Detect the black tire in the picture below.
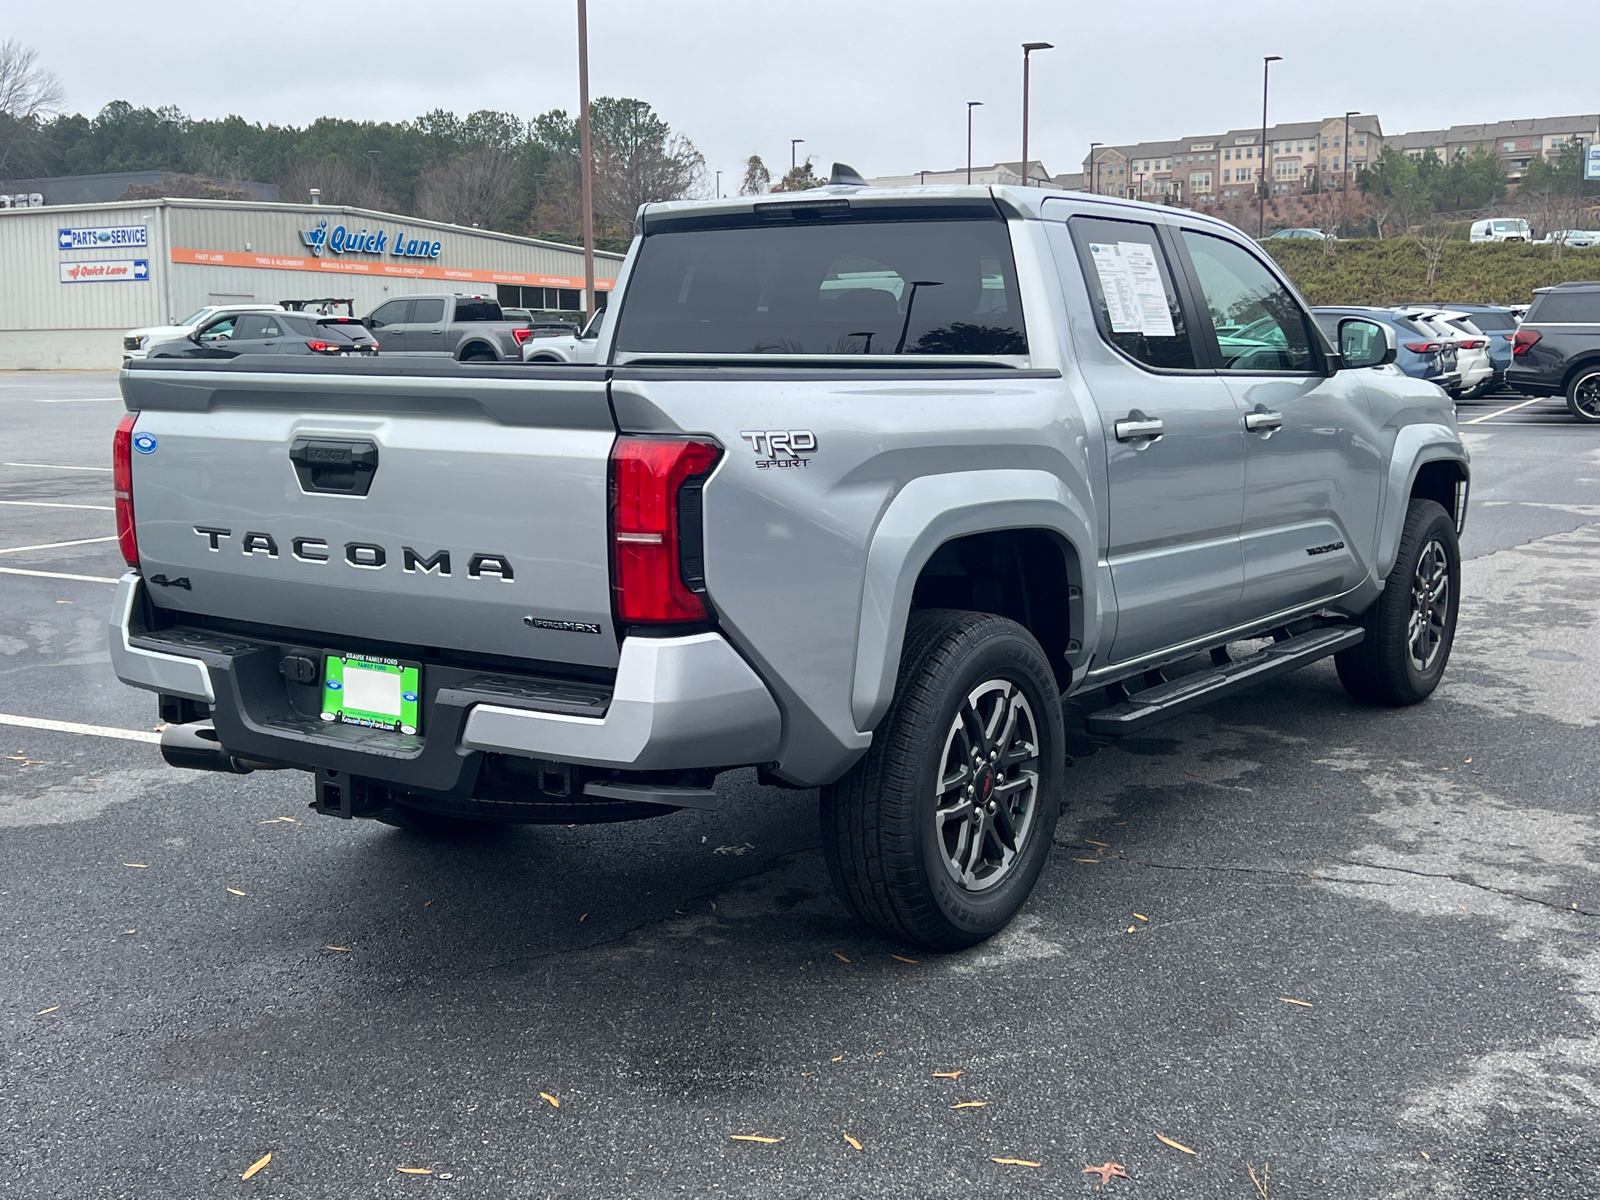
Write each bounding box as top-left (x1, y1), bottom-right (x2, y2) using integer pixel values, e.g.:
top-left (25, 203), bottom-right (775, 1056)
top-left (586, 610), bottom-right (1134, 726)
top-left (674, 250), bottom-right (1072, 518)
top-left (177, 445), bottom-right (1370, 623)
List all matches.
top-left (1336, 499), bottom-right (1459, 706)
top-left (1567, 367), bottom-right (1600, 423)
top-left (820, 610), bottom-right (1065, 951)
top-left (460, 347), bottom-right (497, 363)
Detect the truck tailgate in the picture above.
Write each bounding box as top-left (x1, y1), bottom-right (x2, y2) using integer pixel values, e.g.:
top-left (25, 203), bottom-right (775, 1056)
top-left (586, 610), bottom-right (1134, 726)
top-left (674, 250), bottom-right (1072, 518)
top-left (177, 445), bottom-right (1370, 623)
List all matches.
top-left (122, 363), bottom-right (619, 669)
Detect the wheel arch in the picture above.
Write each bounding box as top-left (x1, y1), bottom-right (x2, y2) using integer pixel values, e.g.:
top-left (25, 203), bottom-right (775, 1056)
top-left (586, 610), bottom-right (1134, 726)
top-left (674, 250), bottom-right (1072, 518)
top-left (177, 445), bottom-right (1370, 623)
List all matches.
top-left (1560, 353), bottom-right (1600, 393)
top-left (457, 339), bottom-right (499, 361)
top-left (849, 470), bottom-right (1095, 732)
top-left (1376, 424), bottom-right (1469, 579)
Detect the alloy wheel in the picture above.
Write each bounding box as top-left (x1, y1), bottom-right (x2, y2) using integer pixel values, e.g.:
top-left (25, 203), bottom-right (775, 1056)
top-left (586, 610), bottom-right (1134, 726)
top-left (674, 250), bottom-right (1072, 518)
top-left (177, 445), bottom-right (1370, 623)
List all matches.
top-left (1409, 539), bottom-right (1451, 673)
top-left (933, 679), bottom-right (1042, 892)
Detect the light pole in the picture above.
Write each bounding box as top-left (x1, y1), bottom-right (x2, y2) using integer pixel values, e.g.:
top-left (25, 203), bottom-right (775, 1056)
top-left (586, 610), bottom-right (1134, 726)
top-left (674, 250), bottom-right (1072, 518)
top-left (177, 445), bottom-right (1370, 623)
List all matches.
top-left (1021, 42), bottom-right (1053, 186)
top-left (715, 170), bottom-right (722, 199)
top-left (791, 139), bottom-right (804, 171)
top-left (576, 0), bottom-right (596, 318)
top-left (1089, 141), bottom-right (1101, 194)
top-left (1343, 109), bottom-right (1357, 194)
top-left (966, 101), bottom-right (983, 184)
top-left (1258, 55), bottom-right (1281, 240)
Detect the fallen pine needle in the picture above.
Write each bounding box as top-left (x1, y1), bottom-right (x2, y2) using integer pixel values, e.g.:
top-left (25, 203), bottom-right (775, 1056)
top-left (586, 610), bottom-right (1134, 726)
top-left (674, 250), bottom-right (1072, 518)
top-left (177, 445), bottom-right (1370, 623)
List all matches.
top-left (1127, 926), bottom-right (1137, 933)
top-left (1156, 1133), bottom-right (1198, 1155)
top-left (1247, 1160), bottom-right (1269, 1199)
top-left (1133, 913), bottom-right (1149, 921)
top-left (933, 1070), bottom-right (963, 1079)
top-left (36, 1005), bottom-right (59, 1015)
top-left (843, 1133), bottom-right (863, 1151)
top-left (1278, 997), bottom-right (1314, 1007)
top-left (1084, 839), bottom-right (1109, 848)
top-left (991, 1157), bottom-right (1041, 1167)
top-left (121, 929), bottom-right (135, 935)
top-left (831, 1054), bottom-right (844, 1062)
top-left (951, 1101), bottom-right (988, 1109)
top-left (227, 888), bottom-right (246, 897)
top-left (324, 945), bottom-right (351, 952)
top-left (579, 913), bottom-right (588, 922)
top-left (240, 1152), bottom-right (272, 1181)
top-left (396, 1166), bottom-right (433, 1174)
top-left (834, 952), bottom-right (851, 963)
top-left (540, 1092), bottom-right (560, 1108)
top-left (890, 954), bottom-right (918, 963)
top-left (730, 1134), bottom-right (783, 1144)
top-left (1074, 858), bottom-right (1100, 864)
top-left (122, 862), bottom-right (148, 869)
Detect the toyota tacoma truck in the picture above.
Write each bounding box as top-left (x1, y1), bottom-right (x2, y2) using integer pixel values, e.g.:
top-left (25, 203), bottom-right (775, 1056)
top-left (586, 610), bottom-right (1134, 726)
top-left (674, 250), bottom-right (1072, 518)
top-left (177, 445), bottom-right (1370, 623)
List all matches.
top-left (110, 177), bottom-right (1470, 951)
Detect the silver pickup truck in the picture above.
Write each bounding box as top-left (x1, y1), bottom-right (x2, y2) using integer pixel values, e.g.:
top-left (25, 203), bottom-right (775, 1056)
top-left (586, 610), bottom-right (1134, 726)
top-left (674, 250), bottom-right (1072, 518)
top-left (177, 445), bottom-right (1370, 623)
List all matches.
top-left (110, 181), bottom-right (1469, 950)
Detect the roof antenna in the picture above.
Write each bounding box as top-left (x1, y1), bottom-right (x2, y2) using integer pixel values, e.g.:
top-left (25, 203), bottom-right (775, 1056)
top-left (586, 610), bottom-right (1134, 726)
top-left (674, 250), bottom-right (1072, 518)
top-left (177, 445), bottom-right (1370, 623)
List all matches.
top-left (829, 162), bottom-right (867, 187)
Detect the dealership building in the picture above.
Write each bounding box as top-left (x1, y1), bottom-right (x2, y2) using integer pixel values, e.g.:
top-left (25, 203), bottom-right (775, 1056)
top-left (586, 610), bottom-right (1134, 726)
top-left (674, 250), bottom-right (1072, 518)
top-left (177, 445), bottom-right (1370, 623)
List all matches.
top-left (0, 197), bottom-right (624, 370)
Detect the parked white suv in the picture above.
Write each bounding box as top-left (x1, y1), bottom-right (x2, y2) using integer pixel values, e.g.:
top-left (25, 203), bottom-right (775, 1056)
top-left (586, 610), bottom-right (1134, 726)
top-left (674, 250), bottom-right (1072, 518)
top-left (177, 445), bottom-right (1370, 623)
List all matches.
top-left (1403, 308), bottom-right (1494, 399)
top-left (123, 305), bottom-right (285, 362)
top-left (1469, 218), bottom-right (1531, 243)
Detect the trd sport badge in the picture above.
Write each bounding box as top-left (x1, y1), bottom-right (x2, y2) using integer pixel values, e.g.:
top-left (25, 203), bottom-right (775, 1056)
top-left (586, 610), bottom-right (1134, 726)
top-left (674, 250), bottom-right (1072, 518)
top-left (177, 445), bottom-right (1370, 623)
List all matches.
top-left (739, 429), bottom-right (816, 470)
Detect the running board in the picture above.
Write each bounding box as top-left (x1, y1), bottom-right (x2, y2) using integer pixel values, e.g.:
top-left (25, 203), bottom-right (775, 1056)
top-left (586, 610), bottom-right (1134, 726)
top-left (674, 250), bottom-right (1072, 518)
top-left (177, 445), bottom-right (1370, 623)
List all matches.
top-left (1084, 626), bottom-right (1364, 736)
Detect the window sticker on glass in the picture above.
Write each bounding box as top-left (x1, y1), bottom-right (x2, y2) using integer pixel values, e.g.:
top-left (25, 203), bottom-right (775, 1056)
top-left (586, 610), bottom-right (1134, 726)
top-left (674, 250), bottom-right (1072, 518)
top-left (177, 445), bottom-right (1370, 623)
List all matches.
top-left (1087, 242), bottom-right (1177, 338)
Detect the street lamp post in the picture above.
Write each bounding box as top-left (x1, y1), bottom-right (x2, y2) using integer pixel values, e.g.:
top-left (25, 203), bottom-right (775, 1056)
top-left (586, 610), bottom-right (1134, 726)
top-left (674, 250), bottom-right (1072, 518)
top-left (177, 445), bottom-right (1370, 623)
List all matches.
top-left (1258, 55), bottom-right (1282, 240)
top-left (715, 170), bottom-right (722, 199)
top-left (791, 139), bottom-right (804, 171)
top-left (1089, 141), bottom-right (1101, 195)
top-left (1343, 109), bottom-right (1357, 193)
top-left (577, 0), bottom-right (596, 318)
top-left (1021, 42), bottom-right (1053, 187)
top-left (967, 101), bottom-right (983, 184)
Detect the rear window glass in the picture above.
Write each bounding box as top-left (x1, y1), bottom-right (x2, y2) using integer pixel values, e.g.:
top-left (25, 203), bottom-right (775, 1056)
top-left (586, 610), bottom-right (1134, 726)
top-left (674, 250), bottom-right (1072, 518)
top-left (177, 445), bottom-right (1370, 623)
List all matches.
top-left (1527, 292), bottom-right (1600, 324)
top-left (1065, 216), bottom-right (1195, 370)
top-left (1461, 310), bottom-right (1515, 330)
top-left (454, 299), bottom-right (500, 322)
top-left (614, 217), bottom-right (1027, 357)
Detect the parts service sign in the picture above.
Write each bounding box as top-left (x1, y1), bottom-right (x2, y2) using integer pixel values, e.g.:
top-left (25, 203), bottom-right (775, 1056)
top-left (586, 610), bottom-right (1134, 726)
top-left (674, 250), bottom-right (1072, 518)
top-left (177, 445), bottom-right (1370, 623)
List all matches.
top-left (59, 259), bottom-right (149, 283)
top-left (59, 225), bottom-right (149, 250)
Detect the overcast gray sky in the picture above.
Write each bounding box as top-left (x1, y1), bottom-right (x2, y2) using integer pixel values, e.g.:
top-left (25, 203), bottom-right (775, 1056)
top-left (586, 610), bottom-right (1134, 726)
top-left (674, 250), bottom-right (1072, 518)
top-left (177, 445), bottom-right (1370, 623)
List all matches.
top-left (11, 0), bottom-right (1598, 186)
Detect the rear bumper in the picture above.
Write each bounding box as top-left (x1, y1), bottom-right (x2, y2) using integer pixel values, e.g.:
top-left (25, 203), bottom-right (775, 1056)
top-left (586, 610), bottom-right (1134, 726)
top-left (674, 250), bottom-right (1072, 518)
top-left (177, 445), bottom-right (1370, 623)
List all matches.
top-left (109, 573), bottom-right (782, 789)
top-left (1506, 366), bottom-right (1560, 397)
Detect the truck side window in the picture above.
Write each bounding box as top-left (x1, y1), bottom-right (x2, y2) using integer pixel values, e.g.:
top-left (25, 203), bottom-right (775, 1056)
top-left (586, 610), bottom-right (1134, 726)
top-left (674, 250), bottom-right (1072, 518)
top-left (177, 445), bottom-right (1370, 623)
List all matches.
top-left (1180, 231), bottom-right (1317, 373)
top-left (1066, 217), bottom-right (1196, 370)
top-left (368, 300), bottom-right (410, 328)
top-left (413, 299), bottom-right (447, 323)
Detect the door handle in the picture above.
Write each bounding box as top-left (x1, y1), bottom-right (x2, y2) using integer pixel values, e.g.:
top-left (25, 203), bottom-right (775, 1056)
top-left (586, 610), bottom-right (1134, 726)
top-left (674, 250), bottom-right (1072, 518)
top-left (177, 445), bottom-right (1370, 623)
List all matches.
top-left (1244, 411), bottom-right (1284, 433)
top-left (1113, 418), bottom-right (1165, 442)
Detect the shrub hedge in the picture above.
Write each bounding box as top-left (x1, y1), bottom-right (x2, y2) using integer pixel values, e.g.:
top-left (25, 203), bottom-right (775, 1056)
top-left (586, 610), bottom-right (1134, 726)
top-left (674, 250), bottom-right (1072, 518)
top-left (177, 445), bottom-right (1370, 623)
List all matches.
top-left (1261, 240), bottom-right (1600, 306)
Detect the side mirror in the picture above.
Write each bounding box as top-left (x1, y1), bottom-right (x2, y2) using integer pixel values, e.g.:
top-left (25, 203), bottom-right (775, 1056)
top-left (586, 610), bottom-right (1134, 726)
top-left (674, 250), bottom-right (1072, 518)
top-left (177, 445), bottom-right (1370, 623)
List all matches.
top-left (363, 317), bottom-right (379, 329)
top-left (1337, 317), bottom-right (1397, 369)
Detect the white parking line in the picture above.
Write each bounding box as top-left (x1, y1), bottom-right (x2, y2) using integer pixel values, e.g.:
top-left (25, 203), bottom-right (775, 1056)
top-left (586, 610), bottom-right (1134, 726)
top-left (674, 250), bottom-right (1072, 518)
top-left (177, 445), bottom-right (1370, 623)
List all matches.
top-left (4, 462), bottom-right (114, 473)
top-left (0, 566), bottom-right (120, 584)
top-left (1463, 396), bottom-right (1551, 424)
top-left (0, 500), bottom-right (114, 511)
top-left (0, 536), bottom-right (117, 555)
top-left (0, 713), bottom-right (161, 744)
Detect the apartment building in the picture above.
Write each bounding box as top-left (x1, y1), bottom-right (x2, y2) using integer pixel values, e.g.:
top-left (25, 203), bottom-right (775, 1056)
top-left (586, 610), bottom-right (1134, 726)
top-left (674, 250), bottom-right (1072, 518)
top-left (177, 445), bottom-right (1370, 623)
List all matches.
top-left (1389, 115), bottom-right (1599, 179)
top-left (1083, 115), bottom-right (1382, 205)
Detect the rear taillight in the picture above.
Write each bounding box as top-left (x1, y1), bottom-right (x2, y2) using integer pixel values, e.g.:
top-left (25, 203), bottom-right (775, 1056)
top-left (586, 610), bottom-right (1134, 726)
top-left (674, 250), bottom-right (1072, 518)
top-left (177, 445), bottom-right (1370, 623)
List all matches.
top-left (609, 437), bottom-right (722, 624)
top-left (1512, 328), bottom-right (1541, 357)
top-left (112, 414), bottom-right (138, 568)
top-left (305, 340), bottom-right (342, 354)
top-left (1403, 342), bottom-right (1441, 354)
top-left (512, 328), bottom-right (534, 345)
top-left (1461, 338), bottom-right (1486, 349)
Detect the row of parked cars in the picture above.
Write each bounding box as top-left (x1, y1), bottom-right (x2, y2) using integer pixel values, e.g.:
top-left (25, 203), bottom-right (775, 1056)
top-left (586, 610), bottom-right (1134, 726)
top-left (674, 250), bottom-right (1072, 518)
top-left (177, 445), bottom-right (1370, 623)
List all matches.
top-left (122, 295), bottom-right (590, 364)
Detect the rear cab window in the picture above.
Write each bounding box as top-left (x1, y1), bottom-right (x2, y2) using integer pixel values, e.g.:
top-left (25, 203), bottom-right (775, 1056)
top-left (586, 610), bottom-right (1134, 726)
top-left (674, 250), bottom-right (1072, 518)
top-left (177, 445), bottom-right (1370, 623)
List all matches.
top-left (454, 299), bottom-right (500, 322)
top-left (613, 203), bottom-right (1027, 361)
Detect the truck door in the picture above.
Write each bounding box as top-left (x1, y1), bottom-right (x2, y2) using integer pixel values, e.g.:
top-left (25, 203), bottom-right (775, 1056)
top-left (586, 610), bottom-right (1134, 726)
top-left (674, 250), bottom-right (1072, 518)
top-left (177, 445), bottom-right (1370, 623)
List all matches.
top-left (1047, 212), bottom-right (1246, 664)
top-left (1174, 230), bottom-right (1381, 618)
top-left (365, 299), bottom-right (411, 355)
top-left (409, 297), bottom-right (449, 357)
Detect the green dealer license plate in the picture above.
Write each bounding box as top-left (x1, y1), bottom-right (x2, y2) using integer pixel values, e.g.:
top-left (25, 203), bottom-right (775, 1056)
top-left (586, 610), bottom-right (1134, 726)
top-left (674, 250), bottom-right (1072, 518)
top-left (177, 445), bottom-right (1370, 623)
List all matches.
top-left (320, 652), bottom-right (421, 735)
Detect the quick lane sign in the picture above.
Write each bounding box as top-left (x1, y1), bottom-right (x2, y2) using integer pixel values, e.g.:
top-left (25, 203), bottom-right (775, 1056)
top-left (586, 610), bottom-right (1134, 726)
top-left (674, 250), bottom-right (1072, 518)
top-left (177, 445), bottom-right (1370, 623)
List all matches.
top-left (300, 219), bottom-right (442, 260)
top-left (59, 259), bottom-right (149, 283)
top-left (58, 225), bottom-right (149, 250)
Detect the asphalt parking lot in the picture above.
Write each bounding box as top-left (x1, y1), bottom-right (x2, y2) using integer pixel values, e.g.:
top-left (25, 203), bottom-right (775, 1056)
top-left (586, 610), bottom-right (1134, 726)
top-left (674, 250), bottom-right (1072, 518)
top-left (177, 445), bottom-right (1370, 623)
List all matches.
top-left (2, 372), bottom-right (1597, 1199)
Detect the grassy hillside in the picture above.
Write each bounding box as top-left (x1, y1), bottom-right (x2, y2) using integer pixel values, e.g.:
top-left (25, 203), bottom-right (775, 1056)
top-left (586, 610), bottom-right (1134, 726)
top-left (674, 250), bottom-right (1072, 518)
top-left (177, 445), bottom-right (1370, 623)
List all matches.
top-left (1262, 240), bottom-right (1600, 306)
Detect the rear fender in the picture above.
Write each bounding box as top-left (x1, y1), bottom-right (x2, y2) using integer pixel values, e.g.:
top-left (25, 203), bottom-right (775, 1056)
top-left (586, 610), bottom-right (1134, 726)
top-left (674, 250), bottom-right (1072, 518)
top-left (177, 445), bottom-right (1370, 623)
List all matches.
top-left (850, 469), bottom-right (1096, 731)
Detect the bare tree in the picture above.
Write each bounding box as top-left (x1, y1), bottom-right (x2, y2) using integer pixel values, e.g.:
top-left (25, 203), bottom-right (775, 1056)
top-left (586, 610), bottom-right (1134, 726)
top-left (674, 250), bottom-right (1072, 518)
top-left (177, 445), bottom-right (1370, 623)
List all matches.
top-left (414, 145), bottom-right (521, 228)
top-left (119, 174), bottom-right (250, 201)
top-left (1414, 218), bottom-right (1453, 290)
top-left (0, 40), bottom-right (65, 118)
top-left (740, 154), bottom-right (771, 196)
top-left (589, 98), bottom-right (705, 230)
top-left (277, 157), bottom-right (391, 210)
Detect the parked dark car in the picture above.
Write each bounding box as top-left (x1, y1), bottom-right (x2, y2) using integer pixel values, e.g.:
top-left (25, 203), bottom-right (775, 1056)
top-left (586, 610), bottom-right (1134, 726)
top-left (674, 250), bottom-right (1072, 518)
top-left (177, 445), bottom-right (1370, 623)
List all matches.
top-left (1312, 307), bottom-right (1460, 393)
top-left (361, 294), bottom-right (533, 361)
top-left (148, 312), bottom-right (378, 359)
top-left (1506, 282), bottom-right (1600, 422)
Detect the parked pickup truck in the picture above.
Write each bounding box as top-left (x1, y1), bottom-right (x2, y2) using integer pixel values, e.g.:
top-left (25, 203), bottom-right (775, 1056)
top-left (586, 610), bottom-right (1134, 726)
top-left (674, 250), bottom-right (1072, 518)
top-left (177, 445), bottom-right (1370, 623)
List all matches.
top-left (523, 309), bottom-right (604, 364)
top-left (361, 293), bottom-right (532, 361)
top-left (111, 180), bottom-right (1470, 950)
